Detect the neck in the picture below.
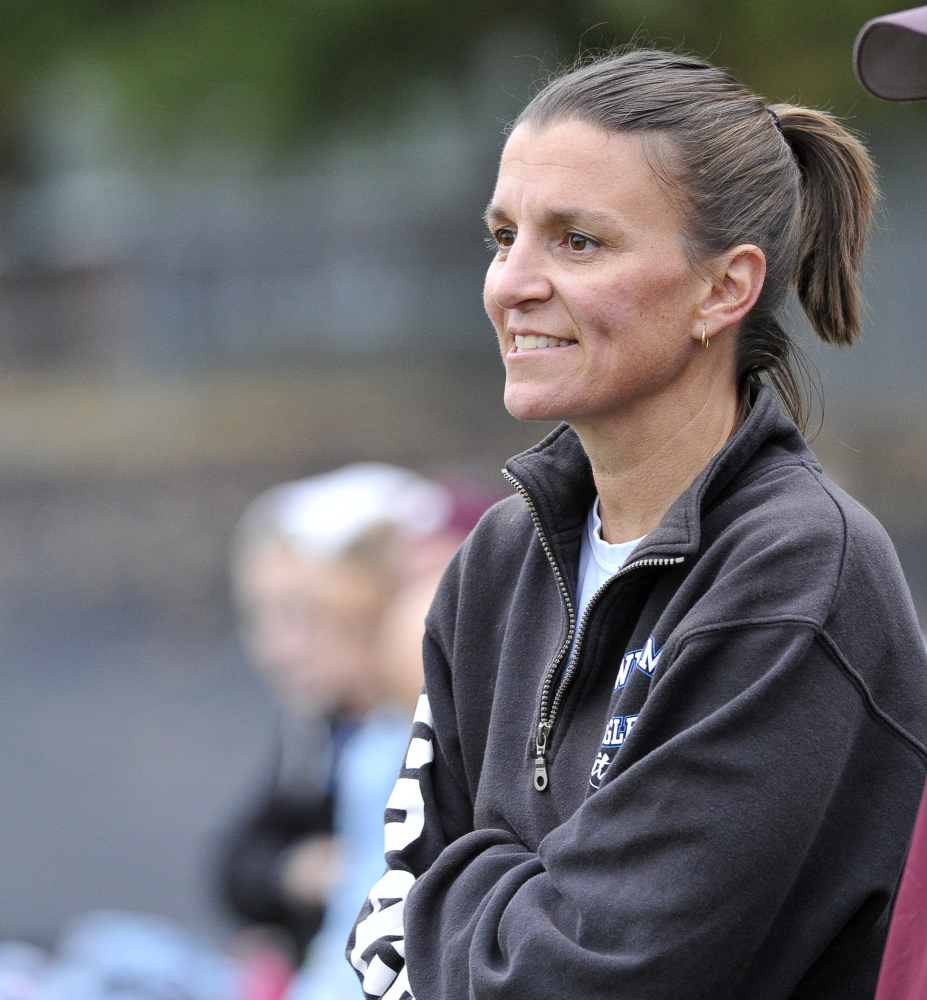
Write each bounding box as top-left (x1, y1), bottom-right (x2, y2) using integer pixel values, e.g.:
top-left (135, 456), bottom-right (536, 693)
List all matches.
top-left (572, 375), bottom-right (740, 544)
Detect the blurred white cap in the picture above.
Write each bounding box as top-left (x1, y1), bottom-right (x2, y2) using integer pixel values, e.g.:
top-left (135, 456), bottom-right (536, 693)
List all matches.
top-left (249, 462), bottom-right (453, 559)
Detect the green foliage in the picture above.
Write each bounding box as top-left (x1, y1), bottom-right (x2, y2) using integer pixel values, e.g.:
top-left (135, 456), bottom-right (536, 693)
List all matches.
top-left (0, 0), bottom-right (920, 162)
top-left (590, 0), bottom-right (914, 115)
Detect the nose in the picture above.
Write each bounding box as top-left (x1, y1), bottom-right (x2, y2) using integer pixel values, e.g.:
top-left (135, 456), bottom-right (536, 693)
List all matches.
top-left (486, 236), bottom-right (554, 312)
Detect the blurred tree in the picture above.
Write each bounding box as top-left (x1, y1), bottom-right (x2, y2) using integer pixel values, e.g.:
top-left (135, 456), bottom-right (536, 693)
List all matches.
top-left (593, 0), bottom-right (912, 113)
top-left (0, 0), bottom-right (920, 169)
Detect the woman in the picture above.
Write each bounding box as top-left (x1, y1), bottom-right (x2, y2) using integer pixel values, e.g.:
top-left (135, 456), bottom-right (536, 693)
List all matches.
top-left (350, 49), bottom-right (927, 999)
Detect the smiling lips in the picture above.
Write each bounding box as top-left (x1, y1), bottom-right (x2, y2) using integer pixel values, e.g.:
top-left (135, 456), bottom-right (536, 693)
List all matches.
top-left (512, 334), bottom-right (577, 352)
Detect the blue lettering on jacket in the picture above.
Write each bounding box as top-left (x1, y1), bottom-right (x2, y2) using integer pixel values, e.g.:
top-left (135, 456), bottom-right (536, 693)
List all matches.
top-left (602, 713), bottom-right (639, 748)
top-left (590, 714), bottom-right (639, 788)
top-left (614, 636), bottom-right (662, 690)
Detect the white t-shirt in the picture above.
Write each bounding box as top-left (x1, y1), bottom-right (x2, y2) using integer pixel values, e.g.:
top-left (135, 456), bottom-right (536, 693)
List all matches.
top-left (568, 498), bottom-right (646, 662)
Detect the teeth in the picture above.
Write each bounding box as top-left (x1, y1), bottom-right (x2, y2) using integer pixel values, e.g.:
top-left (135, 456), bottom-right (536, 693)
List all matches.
top-left (511, 335), bottom-right (577, 351)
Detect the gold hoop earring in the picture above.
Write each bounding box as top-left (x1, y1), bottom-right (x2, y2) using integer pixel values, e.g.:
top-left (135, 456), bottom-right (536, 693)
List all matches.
top-left (701, 323), bottom-right (709, 349)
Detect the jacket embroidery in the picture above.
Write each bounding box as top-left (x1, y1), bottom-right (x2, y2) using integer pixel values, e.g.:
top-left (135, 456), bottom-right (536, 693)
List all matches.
top-left (590, 713), bottom-right (640, 789)
top-left (614, 636), bottom-right (662, 689)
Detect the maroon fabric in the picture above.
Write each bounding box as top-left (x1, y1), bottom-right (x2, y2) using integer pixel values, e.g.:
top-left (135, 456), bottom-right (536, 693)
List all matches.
top-left (876, 780), bottom-right (927, 999)
top-left (440, 478), bottom-right (507, 534)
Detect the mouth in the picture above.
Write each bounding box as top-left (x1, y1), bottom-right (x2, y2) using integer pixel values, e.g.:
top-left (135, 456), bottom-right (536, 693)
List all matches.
top-left (511, 334), bottom-right (577, 353)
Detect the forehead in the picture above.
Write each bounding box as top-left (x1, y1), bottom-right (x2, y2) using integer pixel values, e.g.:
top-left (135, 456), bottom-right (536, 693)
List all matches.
top-left (239, 541), bottom-right (384, 616)
top-left (490, 120), bottom-right (679, 230)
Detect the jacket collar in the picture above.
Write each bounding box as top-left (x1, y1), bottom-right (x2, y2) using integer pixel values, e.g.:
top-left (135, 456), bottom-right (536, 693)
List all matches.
top-left (504, 385), bottom-right (810, 571)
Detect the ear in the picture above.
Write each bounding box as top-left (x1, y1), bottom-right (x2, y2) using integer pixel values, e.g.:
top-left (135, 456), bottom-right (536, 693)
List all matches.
top-left (695, 244), bottom-right (767, 344)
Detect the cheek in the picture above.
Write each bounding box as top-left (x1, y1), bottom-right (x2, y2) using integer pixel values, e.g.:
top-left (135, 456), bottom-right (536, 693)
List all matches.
top-left (593, 264), bottom-right (692, 339)
top-left (483, 263), bottom-right (503, 326)
top-left (566, 282), bottom-right (632, 342)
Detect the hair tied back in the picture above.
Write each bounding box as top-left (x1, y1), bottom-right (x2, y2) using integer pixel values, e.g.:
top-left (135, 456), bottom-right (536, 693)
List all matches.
top-left (514, 50), bottom-right (877, 431)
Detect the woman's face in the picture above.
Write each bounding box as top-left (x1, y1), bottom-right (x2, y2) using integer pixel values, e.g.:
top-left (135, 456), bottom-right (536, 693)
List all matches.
top-left (484, 120), bottom-right (711, 427)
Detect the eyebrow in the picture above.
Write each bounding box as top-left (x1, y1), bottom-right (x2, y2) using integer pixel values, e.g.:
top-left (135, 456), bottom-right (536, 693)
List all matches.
top-left (483, 203), bottom-right (507, 228)
top-left (483, 203), bottom-right (620, 232)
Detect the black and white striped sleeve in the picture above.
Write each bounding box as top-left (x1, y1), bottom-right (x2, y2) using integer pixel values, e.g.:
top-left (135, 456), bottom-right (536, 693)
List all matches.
top-left (348, 689), bottom-right (461, 1000)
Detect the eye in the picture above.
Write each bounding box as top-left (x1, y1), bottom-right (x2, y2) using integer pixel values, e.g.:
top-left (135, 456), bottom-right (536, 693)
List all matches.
top-left (485, 227), bottom-right (516, 254)
top-left (495, 227), bottom-right (516, 249)
top-left (567, 232), bottom-right (598, 252)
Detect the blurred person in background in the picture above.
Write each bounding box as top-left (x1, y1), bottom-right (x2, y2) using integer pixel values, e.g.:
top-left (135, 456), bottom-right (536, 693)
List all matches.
top-left (854, 9), bottom-right (927, 999)
top-left (222, 464), bottom-right (495, 999)
top-left (218, 464), bottom-right (453, 963)
top-left (0, 468), bottom-right (490, 1000)
top-left (286, 486), bottom-right (491, 1000)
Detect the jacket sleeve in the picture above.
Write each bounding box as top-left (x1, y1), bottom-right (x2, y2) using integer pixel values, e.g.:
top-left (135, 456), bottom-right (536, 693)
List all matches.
top-left (216, 789), bottom-right (332, 947)
top-left (401, 618), bottom-right (913, 1000)
top-left (347, 629), bottom-right (475, 1000)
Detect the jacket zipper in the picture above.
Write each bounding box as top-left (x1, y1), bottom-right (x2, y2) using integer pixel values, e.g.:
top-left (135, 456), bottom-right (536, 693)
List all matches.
top-left (503, 470), bottom-right (684, 792)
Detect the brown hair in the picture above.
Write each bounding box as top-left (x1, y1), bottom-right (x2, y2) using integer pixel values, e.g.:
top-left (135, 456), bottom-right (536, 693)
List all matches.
top-left (513, 49), bottom-right (877, 429)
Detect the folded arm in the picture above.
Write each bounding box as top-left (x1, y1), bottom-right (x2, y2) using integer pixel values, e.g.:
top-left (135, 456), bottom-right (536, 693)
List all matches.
top-left (402, 622), bottom-right (881, 1000)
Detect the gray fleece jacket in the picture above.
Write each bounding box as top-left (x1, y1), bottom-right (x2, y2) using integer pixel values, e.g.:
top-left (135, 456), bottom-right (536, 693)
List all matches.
top-left (349, 386), bottom-right (927, 1000)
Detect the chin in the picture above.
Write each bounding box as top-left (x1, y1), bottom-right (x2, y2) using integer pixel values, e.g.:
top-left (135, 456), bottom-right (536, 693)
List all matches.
top-left (503, 383), bottom-right (570, 423)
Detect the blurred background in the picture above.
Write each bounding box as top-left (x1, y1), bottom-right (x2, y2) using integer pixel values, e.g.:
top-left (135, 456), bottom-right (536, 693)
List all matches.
top-left (0, 0), bottom-right (924, 951)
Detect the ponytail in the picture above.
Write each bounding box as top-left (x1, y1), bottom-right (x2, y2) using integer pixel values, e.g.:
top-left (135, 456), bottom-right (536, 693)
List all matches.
top-left (774, 105), bottom-right (877, 347)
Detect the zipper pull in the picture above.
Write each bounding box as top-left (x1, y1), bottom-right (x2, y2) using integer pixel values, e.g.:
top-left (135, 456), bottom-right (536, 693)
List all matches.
top-left (534, 722), bottom-right (551, 792)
